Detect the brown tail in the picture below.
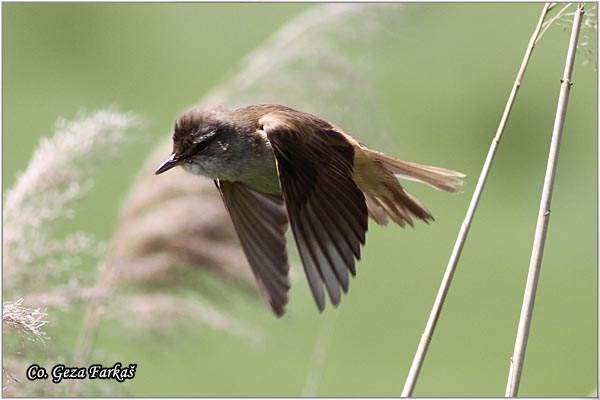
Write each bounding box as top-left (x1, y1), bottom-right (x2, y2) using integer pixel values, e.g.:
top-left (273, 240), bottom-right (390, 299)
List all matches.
top-left (354, 148), bottom-right (464, 227)
top-left (374, 151), bottom-right (465, 193)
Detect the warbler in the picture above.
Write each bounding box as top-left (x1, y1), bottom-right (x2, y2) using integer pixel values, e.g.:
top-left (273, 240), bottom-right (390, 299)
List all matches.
top-left (156, 104), bottom-right (464, 316)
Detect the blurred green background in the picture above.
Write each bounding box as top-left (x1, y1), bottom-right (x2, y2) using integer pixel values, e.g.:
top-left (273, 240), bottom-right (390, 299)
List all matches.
top-left (3, 3), bottom-right (596, 397)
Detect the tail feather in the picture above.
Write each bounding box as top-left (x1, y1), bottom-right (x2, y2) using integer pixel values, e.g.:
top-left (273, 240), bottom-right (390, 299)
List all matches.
top-left (365, 194), bottom-right (389, 226)
top-left (355, 148), bottom-right (464, 228)
top-left (374, 151), bottom-right (464, 193)
top-left (363, 180), bottom-right (434, 228)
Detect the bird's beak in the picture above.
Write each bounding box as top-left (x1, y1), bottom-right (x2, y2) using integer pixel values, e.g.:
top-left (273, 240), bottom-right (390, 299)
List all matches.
top-left (155, 153), bottom-right (181, 175)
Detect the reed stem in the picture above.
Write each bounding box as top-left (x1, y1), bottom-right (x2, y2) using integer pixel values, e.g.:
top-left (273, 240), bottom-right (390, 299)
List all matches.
top-left (505, 3), bottom-right (585, 396)
top-left (401, 4), bottom-right (553, 396)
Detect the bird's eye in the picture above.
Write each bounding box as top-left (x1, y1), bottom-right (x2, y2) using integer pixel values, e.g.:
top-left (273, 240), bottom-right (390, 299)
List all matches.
top-left (180, 138), bottom-right (213, 159)
top-left (180, 129), bottom-right (219, 159)
top-left (193, 140), bottom-right (210, 153)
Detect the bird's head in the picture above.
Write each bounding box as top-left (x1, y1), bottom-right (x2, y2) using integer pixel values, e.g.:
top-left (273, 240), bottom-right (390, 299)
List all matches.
top-left (155, 107), bottom-right (238, 176)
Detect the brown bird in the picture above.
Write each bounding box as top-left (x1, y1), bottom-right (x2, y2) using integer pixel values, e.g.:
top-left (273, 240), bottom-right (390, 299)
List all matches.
top-left (156, 104), bottom-right (463, 316)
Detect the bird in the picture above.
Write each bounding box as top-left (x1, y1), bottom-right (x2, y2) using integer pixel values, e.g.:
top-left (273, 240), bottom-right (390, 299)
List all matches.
top-left (155, 104), bottom-right (464, 316)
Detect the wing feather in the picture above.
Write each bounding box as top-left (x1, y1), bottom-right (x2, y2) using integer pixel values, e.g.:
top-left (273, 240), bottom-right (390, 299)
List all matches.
top-left (261, 112), bottom-right (368, 311)
top-left (306, 190), bottom-right (358, 275)
top-left (215, 180), bottom-right (290, 316)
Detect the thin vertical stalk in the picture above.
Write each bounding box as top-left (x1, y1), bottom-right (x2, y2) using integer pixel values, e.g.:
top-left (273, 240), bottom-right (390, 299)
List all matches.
top-left (401, 4), bottom-right (553, 397)
top-left (67, 265), bottom-right (117, 397)
top-left (302, 311), bottom-right (339, 396)
top-left (505, 3), bottom-right (584, 397)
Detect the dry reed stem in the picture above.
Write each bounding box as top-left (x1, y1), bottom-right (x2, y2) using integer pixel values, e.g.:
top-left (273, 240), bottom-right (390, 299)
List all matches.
top-left (505, 3), bottom-right (585, 396)
top-left (536, 3), bottom-right (575, 44)
top-left (401, 4), bottom-right (554, 397)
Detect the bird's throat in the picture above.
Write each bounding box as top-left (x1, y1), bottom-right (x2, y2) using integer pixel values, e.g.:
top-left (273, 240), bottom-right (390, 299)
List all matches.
top-left (182, 150), bottom-right (281, 194)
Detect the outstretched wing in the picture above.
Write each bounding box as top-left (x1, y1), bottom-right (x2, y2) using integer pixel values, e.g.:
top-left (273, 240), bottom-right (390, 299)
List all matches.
top-left (260, 112), bottom-right (368, 312)
top-left (215, 180), bottom-right (290, 316)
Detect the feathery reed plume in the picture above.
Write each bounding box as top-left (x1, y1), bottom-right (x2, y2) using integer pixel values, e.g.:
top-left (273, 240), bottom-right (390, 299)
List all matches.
top-left (205, 4), bottom-right (399, 123)
top-left (114, 294), bottom-right (261, 340)
top-left (2, 109), bottom-right (142, 396)
top-left (3, 110), bottom-right (141, 292)
top-left (2, 299), bottom-right (48, 341)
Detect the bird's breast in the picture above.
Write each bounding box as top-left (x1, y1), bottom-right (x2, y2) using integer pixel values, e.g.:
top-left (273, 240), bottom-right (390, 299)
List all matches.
top-left (237, 150), bottom-right (281, 194)
top-left (231, 134), bottom-right (281, 194)
top-left (183, 145), bottom-right (281, 194)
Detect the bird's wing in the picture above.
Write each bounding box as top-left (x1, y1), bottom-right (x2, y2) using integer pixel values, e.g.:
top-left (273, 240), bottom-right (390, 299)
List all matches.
top-left (215, 180), bottom-right (290, 316)
top-left (260, 112), bottom-right (368, 311)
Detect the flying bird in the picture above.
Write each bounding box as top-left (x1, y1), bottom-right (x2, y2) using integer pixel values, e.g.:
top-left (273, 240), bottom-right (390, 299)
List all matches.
top-left (156, 104), bottom-right (463, 316)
